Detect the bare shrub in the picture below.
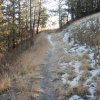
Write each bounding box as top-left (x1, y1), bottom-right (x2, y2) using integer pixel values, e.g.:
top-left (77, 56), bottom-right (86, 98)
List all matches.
top-left (74, 82), bottom-right (88, 97)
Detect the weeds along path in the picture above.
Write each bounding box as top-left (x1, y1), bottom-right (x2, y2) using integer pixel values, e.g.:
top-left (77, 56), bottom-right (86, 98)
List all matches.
top-left (0, 32), bottom-right (57, 100)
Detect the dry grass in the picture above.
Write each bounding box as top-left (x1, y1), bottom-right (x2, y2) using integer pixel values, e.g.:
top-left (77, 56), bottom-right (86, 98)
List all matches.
top-left (67, 66), bottom-right (76, 80)
top-left (0, 75), bottom-right (11, 93)
top-left (66, 87), bottom-right (74, 97)
top-left (67, 66), bottom-right (75, 75)
top-left (95, 81), bottom-right (100, 99)
top-left (67, 74), bottom-right (76, 81)
top-left (72, 18), bottom-right (100, 47)
top-left (79, 73), bottom-right (86, 82)
top-left (15, 77), bottom-right (28, 92)
top-left (66, 83), bottom-right (88, 97)
top-left (63, 43), bottom-right (70, 49)
top-left (82, 52), bottom-right (89, 60)
top-left (10, 63), bottom-right (38, 77)
top-left (31, 85), bottom-right (44, 94)
top-left (79, 71), bottom-right (90, 82)
top-left (55, 86), bottom-right (66, 100)
top-left (61, 55), bottom-right (77, 63)
top-left (74, 82), bottom-right (88, 96)
top-left (53, 80), bottom-right (66, 99)
top-left (31, 85), bottom-right (45, 99)
top-left (52, 63), bottom-right (64, 81)
top-left (53, 63), bottom-right (65, 75)
top-left (52, 73), bottom-right (59, 82)
top-left (16, 92), bottom-right (32, 100)
top-left (57, 69), bottom-right (65, 75)
top-left (80, 58), bottom-right (90, 71)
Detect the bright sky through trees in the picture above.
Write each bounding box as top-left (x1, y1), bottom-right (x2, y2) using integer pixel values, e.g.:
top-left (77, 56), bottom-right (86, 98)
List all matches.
top-left (43, 0), bottom-right (59, 29)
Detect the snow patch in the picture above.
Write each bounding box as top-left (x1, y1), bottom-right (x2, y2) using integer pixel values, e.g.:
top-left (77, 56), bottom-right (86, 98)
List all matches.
top-left (48, 34), bottom-right (55, 48)
top-left (67, 44), bottom-right (88, 56)
top-left (69, 95), bottom-right (84, 100)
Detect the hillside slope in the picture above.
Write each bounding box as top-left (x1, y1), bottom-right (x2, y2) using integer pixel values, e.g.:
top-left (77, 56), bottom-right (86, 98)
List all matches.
top-left (0, 13), bottom-right (100, 100)
top-left (51, 12), bottom-right (100, 100)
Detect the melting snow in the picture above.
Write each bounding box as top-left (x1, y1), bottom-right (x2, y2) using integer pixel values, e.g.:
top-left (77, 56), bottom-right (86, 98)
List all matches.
top-left (61, 73), bottom-right (67, 84)
top-left (67, 44), bottom-right (88, 56)
top-left (69, 61), bottom-right (81, 73)
top-left (60, 61), bottom-right (82, 86)
top-left (63, 32), bottom-right (70, 43)
top-left (48, 34), bottom-right (55, 48)
top-left (69, 95), bottom-right (84, 100)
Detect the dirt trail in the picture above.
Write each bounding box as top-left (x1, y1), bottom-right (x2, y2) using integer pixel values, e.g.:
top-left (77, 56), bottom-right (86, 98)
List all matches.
top-left (38, 34), bottom-right (57, 100)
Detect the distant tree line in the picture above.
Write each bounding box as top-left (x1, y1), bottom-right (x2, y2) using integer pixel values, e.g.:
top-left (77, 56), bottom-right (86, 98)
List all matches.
top-left (58, 0), bottom-right (100, 28)
top-left (67, 0), bottom-right (100, 20)
top-left (0, 0), bottom-right (48, 52)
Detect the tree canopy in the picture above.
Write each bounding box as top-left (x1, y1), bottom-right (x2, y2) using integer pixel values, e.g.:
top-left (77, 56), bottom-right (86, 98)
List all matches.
top-left (0, 0), bottom-right (48, 52)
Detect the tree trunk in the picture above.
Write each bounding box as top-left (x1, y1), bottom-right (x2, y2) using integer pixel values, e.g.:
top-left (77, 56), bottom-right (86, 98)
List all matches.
top-left (33, 1), bottom-right (36, 36)
top-left (12, 0), bottom-right (15, 48)
top-left (36, 0), bottom-right (41, 34)
top-left (30, 0), bottom-right (32, 37)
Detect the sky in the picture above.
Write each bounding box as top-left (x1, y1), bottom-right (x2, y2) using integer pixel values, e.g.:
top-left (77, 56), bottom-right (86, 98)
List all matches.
top-left (43, 0), bottom-right (59, 29)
